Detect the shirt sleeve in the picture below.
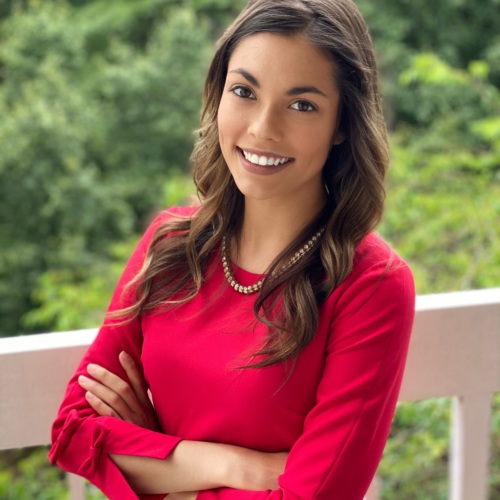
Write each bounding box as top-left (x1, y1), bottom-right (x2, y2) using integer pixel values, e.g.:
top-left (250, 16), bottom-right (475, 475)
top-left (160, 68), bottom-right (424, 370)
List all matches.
top-left (196, 255), bottom-right (416, 500)
top-left (49, 209), bottom-right (189, 500)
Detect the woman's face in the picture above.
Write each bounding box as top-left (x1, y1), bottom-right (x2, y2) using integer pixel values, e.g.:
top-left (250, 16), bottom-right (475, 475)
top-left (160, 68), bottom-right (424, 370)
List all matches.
top-left (217, 33), bottom-right (342, 209)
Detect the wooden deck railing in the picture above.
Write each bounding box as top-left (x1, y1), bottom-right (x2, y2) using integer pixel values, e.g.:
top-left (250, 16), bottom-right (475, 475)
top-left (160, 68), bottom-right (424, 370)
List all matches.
top-left (1, 288), bottom-right (499, 500)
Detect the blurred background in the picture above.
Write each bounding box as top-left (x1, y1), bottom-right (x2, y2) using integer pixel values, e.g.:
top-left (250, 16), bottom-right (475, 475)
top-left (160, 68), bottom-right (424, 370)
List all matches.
top-left (0, 0), bottom-right (499, 498)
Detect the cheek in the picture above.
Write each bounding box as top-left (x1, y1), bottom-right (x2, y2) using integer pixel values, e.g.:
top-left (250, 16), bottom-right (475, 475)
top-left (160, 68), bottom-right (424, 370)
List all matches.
top-left (217, 97), bottom-right (240, 146)
top-left (299, 128), bottom-right (333, 163)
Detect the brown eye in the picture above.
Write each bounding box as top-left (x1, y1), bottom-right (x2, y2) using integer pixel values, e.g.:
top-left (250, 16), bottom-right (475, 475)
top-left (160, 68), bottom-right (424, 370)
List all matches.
top-left (291, 100), bottom-right (316, 112)
top-left (232, 86), bottom-right (255, 99)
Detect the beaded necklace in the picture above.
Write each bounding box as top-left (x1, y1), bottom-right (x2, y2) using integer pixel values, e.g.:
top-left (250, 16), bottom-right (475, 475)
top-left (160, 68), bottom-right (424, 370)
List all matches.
top-left (221, 227), bottom-right (325, 295)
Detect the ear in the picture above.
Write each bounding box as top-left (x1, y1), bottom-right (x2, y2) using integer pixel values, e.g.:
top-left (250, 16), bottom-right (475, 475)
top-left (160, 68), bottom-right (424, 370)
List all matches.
top-left (331, 130), bottom-right (346, 146)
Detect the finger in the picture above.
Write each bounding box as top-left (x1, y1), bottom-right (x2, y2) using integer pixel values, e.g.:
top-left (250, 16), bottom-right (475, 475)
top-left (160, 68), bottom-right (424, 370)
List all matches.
top-left (85, 391), bottom-right (122, 419)
top-left (86, 363), bottom-right (142, 415)
top-left (119, 351), bottom-right (153, 409)
top-left (79, 374), bottom-right (132, 420)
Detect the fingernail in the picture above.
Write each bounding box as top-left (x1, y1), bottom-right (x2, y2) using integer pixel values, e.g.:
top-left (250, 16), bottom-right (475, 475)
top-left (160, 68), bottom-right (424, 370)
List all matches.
top-left (87, 364), bottom-right (98, 375)
top-left (79, 375), bottom-right (90, 385)
top-left (85, 391), bottom-right (94, 400)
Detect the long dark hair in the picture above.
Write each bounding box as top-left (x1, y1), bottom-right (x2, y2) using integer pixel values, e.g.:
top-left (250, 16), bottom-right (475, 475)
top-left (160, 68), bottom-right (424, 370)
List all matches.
top-left (112, 0), bottom-right (389, 368)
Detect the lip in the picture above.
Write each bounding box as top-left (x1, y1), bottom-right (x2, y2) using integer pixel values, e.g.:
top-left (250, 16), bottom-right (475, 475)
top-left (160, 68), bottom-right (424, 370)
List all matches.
top-left (237, 147), bottom-right (294, 176)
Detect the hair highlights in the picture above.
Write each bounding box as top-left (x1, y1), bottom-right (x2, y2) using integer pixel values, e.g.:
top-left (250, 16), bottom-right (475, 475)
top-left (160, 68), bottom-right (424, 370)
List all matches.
top-left (112, 0), bottom-right (389, 369)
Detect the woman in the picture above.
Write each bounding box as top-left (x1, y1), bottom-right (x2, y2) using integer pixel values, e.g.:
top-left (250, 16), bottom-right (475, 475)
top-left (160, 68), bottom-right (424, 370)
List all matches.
top-left (49, 1), bottom-right (415, 498)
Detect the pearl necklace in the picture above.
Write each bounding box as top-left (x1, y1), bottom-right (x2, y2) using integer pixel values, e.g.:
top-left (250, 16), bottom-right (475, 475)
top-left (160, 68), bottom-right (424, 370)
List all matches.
top-left (221, 227), bottom-right (325, 295)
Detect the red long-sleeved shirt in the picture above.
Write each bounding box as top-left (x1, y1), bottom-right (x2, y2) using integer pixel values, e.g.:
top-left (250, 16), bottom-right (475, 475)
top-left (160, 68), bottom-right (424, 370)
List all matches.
top-left (50, 206), bottom-right (415, 499)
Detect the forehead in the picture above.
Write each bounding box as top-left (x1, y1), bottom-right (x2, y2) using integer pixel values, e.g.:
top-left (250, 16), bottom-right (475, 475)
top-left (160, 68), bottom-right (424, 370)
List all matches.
top-left (227, 32), bottom-right (337, 88)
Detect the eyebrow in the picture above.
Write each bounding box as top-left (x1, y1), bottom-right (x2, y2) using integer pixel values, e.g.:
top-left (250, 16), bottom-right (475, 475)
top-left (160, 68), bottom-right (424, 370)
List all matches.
top-left (228, 68), bottom-right (329, 98)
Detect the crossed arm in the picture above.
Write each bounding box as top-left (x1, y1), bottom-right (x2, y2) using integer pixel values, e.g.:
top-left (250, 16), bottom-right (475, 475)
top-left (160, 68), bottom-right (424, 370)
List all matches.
top-left (77, 351), bottom-right (288, 499)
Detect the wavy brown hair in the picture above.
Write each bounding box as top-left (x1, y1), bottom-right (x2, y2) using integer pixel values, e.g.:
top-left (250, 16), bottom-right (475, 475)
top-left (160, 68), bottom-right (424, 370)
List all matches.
top-left (113, 0), bottom-right (389, 368)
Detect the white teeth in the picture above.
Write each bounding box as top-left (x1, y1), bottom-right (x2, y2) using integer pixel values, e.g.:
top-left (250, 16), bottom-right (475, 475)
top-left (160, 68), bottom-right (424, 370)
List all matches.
top-left (241, 149), bottom-right (290, 167)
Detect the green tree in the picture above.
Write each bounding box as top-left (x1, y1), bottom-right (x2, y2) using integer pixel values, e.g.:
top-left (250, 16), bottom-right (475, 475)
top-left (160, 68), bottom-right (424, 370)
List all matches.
top-left (380, 54), bottom-right (500, 292)
top-left (1, 0), bottom-right (499, 497)
top-left (0, 2), bottom-right (211, 335)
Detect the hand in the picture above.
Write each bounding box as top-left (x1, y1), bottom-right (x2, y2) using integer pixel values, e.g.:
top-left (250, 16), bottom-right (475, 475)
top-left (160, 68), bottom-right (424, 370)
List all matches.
top-left (78, 351), bottom-right (161, 432)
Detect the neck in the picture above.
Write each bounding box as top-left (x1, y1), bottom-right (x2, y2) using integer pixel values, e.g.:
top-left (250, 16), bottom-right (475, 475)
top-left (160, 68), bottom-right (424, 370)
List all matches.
top-left (232, 195), bottom-right (326, 274)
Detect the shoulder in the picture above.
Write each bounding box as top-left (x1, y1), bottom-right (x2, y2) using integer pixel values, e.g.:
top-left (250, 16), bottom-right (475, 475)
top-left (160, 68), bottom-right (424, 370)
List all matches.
top-left (351, 232), bottom-right (414, 288)
top-left (153, 205), bottom-right (200, 224)
top-left (130, 205), bottom-right (200, 255)
top-left (143, 205), bottom-right (200, 235)
top-left (326, 233), bottom-right (415, 319)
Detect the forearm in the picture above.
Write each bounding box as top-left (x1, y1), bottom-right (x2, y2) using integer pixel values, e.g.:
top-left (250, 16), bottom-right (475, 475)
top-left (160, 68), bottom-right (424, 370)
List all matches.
top-left (73, 357), bottom-right (287, 495)
top-left (111, 439), bottom-right (284, 495)
top-left (111, 440), bottom-right (232, 494)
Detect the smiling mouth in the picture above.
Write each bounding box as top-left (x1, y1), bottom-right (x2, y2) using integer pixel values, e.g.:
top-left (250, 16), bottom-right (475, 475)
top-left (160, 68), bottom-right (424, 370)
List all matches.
top-left (238, 147), bottom-right (294, 167)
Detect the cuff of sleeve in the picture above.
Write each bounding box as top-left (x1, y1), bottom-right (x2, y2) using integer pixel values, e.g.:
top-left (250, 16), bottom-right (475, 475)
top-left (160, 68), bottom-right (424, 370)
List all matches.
top-left (50, 410), bottom-right (182, 500)
top-left (98, 416), bottom-right (182, 458)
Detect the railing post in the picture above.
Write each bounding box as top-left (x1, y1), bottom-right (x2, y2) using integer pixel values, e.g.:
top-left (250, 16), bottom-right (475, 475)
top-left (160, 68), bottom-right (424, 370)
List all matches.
top-left (449, 394), bottom-right (492, 500)
top-left (365, 474), bottom-right (380, 500)
top-left (67, 472), bottom-right (86, 500)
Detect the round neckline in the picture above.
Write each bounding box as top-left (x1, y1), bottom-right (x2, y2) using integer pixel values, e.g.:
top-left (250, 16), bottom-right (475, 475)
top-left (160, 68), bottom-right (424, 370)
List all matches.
top-left (231, 260), bottom-right (266, 287)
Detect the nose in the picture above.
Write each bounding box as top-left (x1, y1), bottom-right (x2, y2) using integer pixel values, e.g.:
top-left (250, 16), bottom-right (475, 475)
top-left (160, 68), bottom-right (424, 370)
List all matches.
top-left (247, 105), bottom-right (283, 143)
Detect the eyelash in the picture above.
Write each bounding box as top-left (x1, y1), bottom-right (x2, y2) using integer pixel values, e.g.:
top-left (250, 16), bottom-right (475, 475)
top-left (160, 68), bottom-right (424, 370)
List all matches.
top-left (229, 85), bottom-right (318, 113)
top-left (231, 85), bottom-right (255, 100)
top-left (290, 101), bottom-right (316, 113)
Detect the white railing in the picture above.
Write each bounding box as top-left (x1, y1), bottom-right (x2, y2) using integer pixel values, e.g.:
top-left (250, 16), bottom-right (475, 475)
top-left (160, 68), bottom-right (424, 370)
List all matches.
top-left (0, 288), bottom-right (499, 500)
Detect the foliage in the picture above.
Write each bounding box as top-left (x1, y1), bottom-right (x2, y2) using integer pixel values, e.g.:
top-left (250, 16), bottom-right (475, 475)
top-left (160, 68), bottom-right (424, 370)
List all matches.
top-left (0, 447), bottom-right (67, 499)
top-left (379, 399), bottom-right (451, 499)
top-left (0, 1), bottom-right (210, 335)
top-left (24, 174), bottom-right (196, 331)
top-left (379, 54), bottom-right (500, 293)
top-left (0, 0), bottom-right (498, 498)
